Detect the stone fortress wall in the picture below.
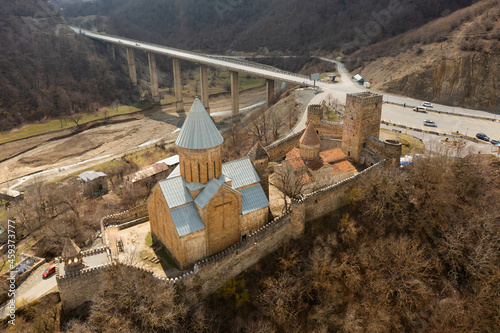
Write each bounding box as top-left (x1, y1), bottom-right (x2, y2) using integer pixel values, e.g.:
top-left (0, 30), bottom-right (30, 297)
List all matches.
top-left (58, 92), bottom-right (400, 310)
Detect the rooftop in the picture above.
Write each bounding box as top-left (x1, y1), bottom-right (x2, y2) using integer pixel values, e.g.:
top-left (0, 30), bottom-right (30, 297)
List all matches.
top-left (175, 98), bottom-right (224, 150)
top-left (247, 142), bottom-right (269, 161)
top-left (222, 158), bottom-right (261, 189)
top-left (124, 163), bottom-right (169, 183)
top-left (78, 171), bottom-right (106, 182)
top-left (300, 122), bottom-right (321, 146)
top-left (62, 238), bottom-right (81, 258)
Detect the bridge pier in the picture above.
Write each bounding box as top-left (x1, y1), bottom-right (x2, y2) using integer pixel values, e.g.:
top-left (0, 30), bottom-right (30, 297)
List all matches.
top-left (126, 48), bottom-right (137, 86)
top-left (148, 53), bottom-right (160, 103)
top-left (107, 43), bottom-right (115, 60)
top-left (173, 58), bottom-right (184, 112)
top-left (266, 79), bottom-right (275, 107)
top-left (200, 64), bottom-right (210, 112)
top-left (230, 71), bottom-right (239, 116)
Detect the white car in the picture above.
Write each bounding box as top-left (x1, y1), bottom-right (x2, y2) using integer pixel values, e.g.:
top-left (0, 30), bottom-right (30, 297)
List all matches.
top-left (422, 102), bottom-right (433, 108)
top-left (423, 120), bottom-right (437, 127)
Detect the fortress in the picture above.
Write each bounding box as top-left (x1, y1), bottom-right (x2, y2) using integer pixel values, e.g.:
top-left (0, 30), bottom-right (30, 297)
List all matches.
top-left (57, 91), bottom-right (402, 311)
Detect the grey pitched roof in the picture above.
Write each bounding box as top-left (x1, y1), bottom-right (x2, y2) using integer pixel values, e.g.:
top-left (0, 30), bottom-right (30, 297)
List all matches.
top-left (78, 171), bottom-right (106, 182)
top-left (240, 184), bottom-right (270, 215)
top-left (194, 178), bottom-right (225, 208)
top-left (222, 158), bottom-right (261, 189)
top-left (158, 176), bottom-right (193, 209)
top-left (168, 165), bottom-right (180, 179)
top-left (247, 142), bottom-right (269, 161)
top-left (185, 182), bottom-right (206, 192)
top-left (175, 98), bottom-right (224, 150)
top-left (62, 238), bottom-right (81, 258)
top-left (170, 204), bottom-right (205, 237)
top-left (157, 155), bottom-right (179, 166)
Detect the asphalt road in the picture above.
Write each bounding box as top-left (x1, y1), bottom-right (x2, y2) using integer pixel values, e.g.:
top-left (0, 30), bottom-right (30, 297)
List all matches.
top-left (311, 58), bottom-right (500, 147)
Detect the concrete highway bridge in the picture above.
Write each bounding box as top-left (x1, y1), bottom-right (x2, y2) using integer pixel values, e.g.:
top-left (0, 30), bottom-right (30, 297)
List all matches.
top-left (71, 27), bottom-right (316, 114)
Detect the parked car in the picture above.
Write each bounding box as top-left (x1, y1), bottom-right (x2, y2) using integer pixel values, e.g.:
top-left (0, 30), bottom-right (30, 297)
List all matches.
top-left (423, 120), bottom-right (437, 127)
top-left (42, 263), bottom-right (56, 278)
top-left (422, 102), bottom-right (433, 108)
top-left (491, 139), bottom-right (500, 145)
top-left (476, 133), bottom-right (490, 141)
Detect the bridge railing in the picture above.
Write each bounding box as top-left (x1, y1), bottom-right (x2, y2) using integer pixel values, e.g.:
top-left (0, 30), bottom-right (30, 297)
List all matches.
top-left (77, 28), bottom-right (311, 82)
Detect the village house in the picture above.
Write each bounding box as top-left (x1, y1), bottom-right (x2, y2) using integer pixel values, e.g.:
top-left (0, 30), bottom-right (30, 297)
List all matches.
top-left (78, 171), bottom-right (108, 197)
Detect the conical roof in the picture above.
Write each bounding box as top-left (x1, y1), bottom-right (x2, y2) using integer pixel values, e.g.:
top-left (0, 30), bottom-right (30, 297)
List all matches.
top-left (300, 122), bottom-right (321, 146)
top-left (62, 238), bottom-right (81, 258)
top-left (247, 142), bottom-right (269, 161)
top-left (175, 98), bottom-right (224, 150)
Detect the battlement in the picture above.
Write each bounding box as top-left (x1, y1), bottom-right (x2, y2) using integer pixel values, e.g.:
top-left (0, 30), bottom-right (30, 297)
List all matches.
top-left (346, 91), bottom-right (383, 105)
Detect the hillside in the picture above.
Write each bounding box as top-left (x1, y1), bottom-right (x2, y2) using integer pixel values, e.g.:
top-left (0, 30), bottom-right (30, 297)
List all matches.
top-left (62, 0), bottom-right (476, 53)
top-left (346, 0), bottom-right (500, 111)
top-left (0, 0), bottom-right (132, 132)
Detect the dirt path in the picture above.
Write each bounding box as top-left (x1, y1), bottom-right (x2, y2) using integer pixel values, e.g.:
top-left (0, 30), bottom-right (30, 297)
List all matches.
top-left (0, 86), bottom-right (268, 189)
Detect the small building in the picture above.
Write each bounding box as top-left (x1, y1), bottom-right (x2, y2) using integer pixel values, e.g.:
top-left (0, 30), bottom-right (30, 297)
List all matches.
top-left (124, 162), bottom-right (170, 190)
top-left (0, 188), bottom-right (24, 202)
top-left (78, 171), bottom-right (108, 197)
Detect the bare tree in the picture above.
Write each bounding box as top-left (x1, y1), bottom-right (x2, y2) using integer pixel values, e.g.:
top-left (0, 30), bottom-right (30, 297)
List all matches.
top-left (271, 162), bottom-right (306, 213)
top-left (70, 113), bottom-right (83, 126)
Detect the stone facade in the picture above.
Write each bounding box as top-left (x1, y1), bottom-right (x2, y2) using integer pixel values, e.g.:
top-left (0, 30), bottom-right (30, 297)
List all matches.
top-left (147, 99), bottom-right (269, 269)
top-left (178, 146), bottom-right (222, 184)
top-left (341, 92), bottom-right (383, 162)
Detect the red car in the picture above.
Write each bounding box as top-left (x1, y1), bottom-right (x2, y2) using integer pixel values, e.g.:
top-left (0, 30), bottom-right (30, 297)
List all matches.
top-left (42, 263), bottom-right (56, 278)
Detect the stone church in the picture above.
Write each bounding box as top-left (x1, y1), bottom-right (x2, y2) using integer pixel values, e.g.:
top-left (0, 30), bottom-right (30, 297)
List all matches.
top-left (148, 98), bottom-right (270, 269)
top-left (275, 122), bottom-right (358, 194)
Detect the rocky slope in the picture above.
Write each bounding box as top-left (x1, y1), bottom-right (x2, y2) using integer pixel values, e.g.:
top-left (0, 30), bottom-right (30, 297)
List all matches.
top-left (347, 0), bottom-right (499, 112)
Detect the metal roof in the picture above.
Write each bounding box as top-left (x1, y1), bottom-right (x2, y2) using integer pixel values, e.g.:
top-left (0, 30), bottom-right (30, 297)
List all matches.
top-left (124, 163), bottom-right (169, 183)
top-left (78, 171), bottom-right (107, 182)
top-left (157, 155), bottom-right (180, 166)
top-left (222, 158), bottom-right (260, 189)
top-left (158, 176), bottom-right (193, 209)
top-left (175, 98), bottom-right (224, 150)
top-left (170, 204), bottom-right (205, 237)
top-left (240, 184), bottom-right (270, 215)
top-left (186, 182), bottom-right (206, 191)
top-left (194, 178), bottom-right (225, 208)
top-left (167, 165), bottom-right (181, 179)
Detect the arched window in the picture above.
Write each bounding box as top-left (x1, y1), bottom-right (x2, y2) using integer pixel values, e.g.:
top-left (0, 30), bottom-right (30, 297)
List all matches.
top-left (198, 164), bottom-right (201, 182)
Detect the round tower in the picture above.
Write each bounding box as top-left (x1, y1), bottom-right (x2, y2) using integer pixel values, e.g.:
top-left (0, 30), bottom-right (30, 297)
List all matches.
top-left (176, 98), bottom-right (224, 184)
top-left (299, 122), bottom-right (321, 160)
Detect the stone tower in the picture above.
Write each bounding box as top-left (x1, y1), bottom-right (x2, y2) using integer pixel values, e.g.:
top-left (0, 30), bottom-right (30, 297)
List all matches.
top-left (341, 92), bottom-right (383, 162)
top-left (62, 238), bottom-right (83, 271)
top-left (176, 98), bottom-right (224, 185)
top-left (299, 122), bottom-right (321, 160)
top-left (307, 104), bottom-right (324, 128)
top-left (247, 142), bottom-right (270, 200)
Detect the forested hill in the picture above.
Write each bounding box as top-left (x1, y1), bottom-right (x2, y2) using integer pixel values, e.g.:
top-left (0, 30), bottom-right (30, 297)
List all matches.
top-left (62, 0), bottom-right (477, 53)
top-left (0, 0), bottom-right (131, 132)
